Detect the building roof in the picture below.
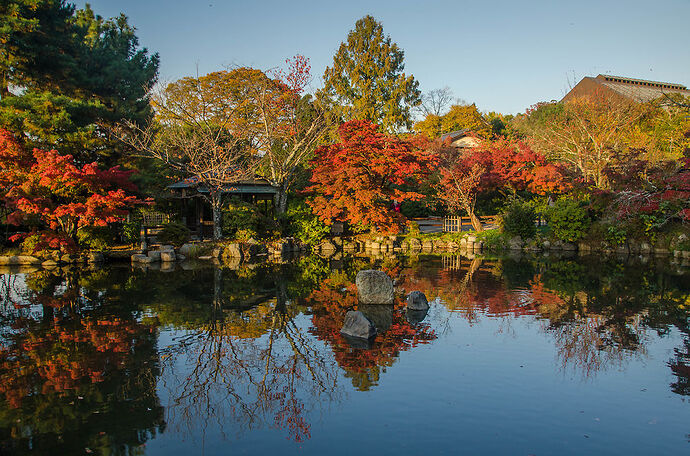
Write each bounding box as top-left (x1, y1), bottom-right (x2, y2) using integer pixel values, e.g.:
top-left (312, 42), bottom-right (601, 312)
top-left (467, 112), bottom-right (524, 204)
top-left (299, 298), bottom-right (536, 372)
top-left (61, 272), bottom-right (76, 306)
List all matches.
top-left (439, 129), bottom-right (473, 142)
top-left (168, 175), bottom-right (279, 195)
top-left (562, 74), bottom-right (690, 103)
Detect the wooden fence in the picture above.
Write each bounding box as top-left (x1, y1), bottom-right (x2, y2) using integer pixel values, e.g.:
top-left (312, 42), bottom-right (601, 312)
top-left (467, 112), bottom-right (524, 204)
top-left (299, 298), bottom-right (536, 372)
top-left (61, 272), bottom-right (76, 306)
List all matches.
top-left (442, 215), bottom-right (499, 233)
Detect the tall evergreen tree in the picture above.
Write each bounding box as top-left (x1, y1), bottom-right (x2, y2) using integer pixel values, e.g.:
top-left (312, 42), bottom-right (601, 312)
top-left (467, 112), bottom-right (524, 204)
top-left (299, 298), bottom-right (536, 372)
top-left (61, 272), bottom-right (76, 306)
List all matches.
top-left (0, 1), bottom-right (159, 166)
top-left (322, 15), bottom-right (420, 133)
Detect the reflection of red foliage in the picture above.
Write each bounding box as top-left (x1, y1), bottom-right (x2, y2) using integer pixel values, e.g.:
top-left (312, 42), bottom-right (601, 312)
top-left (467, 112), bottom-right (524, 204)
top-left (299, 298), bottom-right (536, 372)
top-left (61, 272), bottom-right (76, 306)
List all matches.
top-left (0, 317), bottom-right (155, 408)
top-left (306, 277), bottom-right (437, 380)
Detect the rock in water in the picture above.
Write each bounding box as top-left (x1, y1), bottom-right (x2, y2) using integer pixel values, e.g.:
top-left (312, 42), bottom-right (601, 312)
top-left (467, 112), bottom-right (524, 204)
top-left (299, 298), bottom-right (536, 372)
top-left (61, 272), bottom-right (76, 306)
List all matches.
top-left (356, 269), bottom-right (394, 304)
top-left (406, 309), bottom-right (429, 325)
top-left (340, 310), bottom-right (377, 340)
top-left (359, 305), bottom-right (394, 333)
top-left (406, 291), bottom-right (429, 310)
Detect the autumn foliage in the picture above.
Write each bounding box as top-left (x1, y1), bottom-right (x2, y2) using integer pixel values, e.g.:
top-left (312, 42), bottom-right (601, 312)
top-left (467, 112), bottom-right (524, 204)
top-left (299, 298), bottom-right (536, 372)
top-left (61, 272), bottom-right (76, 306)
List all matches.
top-left (434, 137), bottom-right (565, 230)
top-left (0, 129), bottom-right (141, 250)
top-left (307, 120), bottom-right (436, 233)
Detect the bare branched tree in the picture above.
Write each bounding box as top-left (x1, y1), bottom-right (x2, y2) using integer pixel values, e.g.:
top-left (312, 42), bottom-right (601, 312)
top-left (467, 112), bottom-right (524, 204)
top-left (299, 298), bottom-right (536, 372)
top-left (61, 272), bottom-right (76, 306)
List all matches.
top-left (418, 86), bottom-right (463, 117)
top-left (117, 73), bottom-right (260, 240)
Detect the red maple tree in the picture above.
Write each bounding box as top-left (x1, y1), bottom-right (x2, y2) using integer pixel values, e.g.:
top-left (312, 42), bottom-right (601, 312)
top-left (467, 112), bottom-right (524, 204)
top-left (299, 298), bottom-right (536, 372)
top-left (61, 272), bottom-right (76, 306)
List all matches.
top-left (435, 137), bottom-right (565, 231)
top-left (0, 129), bottom-right (142, 251)
top-left (307, 120), bottom-right (436, 234)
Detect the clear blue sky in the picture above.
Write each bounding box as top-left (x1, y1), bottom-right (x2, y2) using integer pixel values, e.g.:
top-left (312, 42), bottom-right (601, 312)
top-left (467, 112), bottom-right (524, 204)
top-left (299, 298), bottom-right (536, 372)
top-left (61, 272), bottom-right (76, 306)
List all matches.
top-left (79, 0), bottom-right (690, 115)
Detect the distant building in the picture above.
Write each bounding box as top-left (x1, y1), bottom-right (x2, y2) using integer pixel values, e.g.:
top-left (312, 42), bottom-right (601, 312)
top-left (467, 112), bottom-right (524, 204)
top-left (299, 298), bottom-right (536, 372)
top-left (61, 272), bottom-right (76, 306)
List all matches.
top-left (439, 129), bottom-right (482, 149)
top-left (562, 74), bottom-right (690, 104)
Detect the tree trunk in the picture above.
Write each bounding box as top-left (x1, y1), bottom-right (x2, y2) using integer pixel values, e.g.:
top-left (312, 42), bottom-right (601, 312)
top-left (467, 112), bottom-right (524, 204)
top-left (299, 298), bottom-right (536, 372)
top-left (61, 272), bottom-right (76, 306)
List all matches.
top-left (275, 183), bottom-right (289, 215)
top-left (464, 204), bottom-right (483, 232)
top-left (211, 191), bottom-right (223, 240)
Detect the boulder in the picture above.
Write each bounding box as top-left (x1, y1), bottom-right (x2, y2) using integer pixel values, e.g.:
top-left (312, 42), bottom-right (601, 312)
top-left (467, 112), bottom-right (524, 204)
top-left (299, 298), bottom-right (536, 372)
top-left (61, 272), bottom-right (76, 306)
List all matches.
top-left (159, 244), bottom-right (175, 252)
top-left (60, 254), bottom-right (76, 263)
top-left (359, 305), bottom-right (393, 333)
top-left (147, 251), bottom-right (161, 261)
top-left (179, 243), bottom-right (195, 256)
top-left (508, 236), bottom-right (523, 250)
top-left (42, 259), bottom-right (59, 268)
top-left (160, 250), bottom-right (176, 262)
top-left (406, 291), bottom-right (429, 311)
top-left (340, 310), bottom-right (377, 340)
top-left (356, 270), bottom-right (394, 305)
top-left (176, 254), bottom-right (186, 261)
top-left (224, 243), bottom-right (243, 259)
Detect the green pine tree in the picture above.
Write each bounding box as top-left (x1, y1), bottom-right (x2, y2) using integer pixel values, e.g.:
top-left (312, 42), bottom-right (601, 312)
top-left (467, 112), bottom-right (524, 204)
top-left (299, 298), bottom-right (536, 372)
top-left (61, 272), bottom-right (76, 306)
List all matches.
top-left (322, 15), bottom-right (421, 133)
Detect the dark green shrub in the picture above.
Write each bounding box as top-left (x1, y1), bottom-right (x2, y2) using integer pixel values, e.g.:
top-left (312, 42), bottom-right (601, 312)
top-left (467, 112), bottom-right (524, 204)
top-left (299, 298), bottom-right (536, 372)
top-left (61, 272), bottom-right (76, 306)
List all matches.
top-left (76, 226), bottom-right (117, 250)
top-left (545, 198), bottom-right (591, 243)
top-left (121, 219), bottom-right (142, 245)
top-left (500, 199), bottom-right (536, 238)
top-left (21, 234), bottom-right (49, 254)
top-left (285, 199), bottom-right (329, 244)
top-left (157, 222), bottom-right (190, 246)
top-left (222, 198), bottom-right (265, 238)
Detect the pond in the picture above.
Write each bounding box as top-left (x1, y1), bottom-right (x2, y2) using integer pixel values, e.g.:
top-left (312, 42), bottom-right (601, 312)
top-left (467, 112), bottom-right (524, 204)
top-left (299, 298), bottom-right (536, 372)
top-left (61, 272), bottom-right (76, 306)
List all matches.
top-left (0, 253), bottom-right (689, 455)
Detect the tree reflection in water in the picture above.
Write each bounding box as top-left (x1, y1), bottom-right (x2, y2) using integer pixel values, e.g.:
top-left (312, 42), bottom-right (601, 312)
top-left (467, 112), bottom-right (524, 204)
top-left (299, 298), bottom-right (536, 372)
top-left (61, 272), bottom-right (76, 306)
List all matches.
top-left (398, 253), bottom-right (690, 386)
top-left (152, 263), bottom-right (341, 443)
top-left (0, 252), bottom-right (688, 451)
top-left (0, 267), bottom-right (164, 455)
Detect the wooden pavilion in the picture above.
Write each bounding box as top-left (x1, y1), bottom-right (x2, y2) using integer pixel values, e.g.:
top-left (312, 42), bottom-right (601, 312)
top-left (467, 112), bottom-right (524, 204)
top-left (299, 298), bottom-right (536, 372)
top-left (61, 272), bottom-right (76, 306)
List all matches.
top-left (167, 176), bottom-right (279, 238)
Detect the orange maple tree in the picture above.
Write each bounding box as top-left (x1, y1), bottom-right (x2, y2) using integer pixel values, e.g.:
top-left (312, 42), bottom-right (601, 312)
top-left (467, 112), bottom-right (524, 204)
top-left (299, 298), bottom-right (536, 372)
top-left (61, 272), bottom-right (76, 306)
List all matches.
top-left (307, 120), bottom-right (436, 234)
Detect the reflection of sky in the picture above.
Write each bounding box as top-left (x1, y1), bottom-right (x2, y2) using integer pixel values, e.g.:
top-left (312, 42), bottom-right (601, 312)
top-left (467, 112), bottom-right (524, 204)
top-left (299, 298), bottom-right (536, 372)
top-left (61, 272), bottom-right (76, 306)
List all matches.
top-left (146, 303), bottom-right (689, 455)
top-left (77, 0), bottom-right (690, 114)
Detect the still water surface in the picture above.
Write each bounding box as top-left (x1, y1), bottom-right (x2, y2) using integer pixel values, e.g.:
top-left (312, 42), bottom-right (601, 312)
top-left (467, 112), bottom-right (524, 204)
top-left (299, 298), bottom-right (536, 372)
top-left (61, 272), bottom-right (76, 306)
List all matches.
top-left (0, 253), bottom-right (689, 455)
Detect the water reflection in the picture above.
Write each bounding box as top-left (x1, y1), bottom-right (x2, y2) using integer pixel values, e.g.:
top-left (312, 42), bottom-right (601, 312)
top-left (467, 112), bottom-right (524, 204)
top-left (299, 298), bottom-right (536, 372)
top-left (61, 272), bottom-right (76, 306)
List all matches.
top-left (0, 268), bottom-right (164, 455)
top-left (0, 252), bottom-right (688, 452)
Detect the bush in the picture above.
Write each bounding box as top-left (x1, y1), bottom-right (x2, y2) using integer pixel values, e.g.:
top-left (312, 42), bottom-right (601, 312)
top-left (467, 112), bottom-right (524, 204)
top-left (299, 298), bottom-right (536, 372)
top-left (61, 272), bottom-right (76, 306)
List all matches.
top-left (21, 234), bottom-right (48, 254)
top-left (545, 198), bottom-right (591, 243)
top-left (121, 219), bottom-right (142, 245)
top-left (476, 228), bottom-right (508, 250)
top-left (500, 199), bottom-right (536, 238)
top-left (235, 228), bottom-right (258, 241)
top-left (407, 221), bottom-right (421, 237)
top-left (157, 222), bottom-right (190, 246)
top-left (222, 198), bottom-right (270, 238)
top-left (285, 199), bottom-right (330, 244)
top-left (76, 226), bottom-right (117, 251)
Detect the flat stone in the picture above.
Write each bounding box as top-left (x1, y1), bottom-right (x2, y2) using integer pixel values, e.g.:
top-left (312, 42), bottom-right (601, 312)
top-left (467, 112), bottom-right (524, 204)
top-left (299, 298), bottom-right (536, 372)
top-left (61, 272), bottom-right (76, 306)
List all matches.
top-left (356, 270), bottom-right (394, 305)
top-left (406, 291), bottom-right (429, 311)
top-left (340, 310), bottom-right (377, 340)
top-left (131, 254), bottom-right (151, 263)
top-left (6, 255), bottom-right (43, 265)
